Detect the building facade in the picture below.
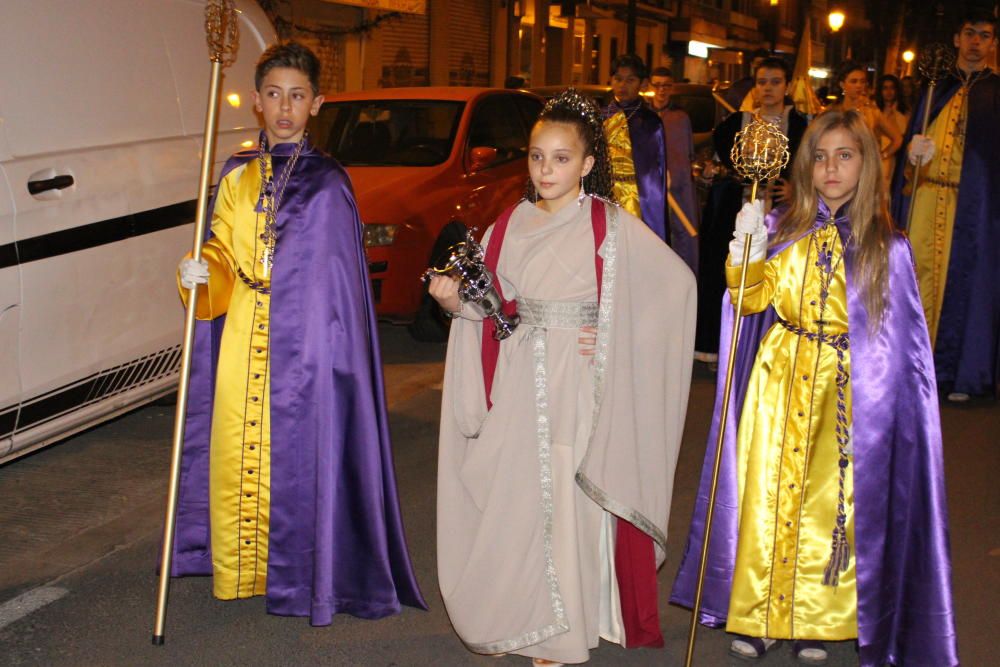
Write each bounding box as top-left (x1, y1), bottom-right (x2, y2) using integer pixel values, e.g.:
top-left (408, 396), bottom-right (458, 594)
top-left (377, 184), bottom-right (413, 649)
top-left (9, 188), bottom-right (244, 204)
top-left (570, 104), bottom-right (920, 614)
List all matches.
top-left (264, 0), bottom-right (847, 93)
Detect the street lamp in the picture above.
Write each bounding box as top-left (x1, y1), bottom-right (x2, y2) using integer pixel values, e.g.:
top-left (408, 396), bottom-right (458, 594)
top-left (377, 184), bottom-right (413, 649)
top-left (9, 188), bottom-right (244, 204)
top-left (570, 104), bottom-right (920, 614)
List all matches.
top-left (902, 49), bottom-right (915, 76)
top-left (827, 9), bottom-right (846, 66)
top-left (828, 10), bottom-right (845, 33)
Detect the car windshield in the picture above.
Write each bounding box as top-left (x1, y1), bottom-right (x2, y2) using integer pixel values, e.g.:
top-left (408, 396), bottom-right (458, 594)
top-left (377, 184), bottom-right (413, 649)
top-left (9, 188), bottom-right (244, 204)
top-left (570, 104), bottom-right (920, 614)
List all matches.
top-left (310, 100), bottom-right (464, 167)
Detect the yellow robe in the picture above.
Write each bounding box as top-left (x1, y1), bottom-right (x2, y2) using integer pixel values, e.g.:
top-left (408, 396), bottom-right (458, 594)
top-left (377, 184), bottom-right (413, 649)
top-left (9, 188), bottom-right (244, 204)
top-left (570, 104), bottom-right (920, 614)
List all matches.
top-left (724, 222), bottom-right (857, 640)
top-left (603, 112), bottom-right (642, 221)
top-left (180, 158), bottom-right (275, 600)
top-left (905, 89), bottom-right (966, 345)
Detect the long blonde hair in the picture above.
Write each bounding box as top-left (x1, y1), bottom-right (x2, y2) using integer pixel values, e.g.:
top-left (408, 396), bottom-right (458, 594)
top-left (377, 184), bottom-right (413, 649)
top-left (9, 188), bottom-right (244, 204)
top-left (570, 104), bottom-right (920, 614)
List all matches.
top-left (774, 110), bottom-right (894, 329)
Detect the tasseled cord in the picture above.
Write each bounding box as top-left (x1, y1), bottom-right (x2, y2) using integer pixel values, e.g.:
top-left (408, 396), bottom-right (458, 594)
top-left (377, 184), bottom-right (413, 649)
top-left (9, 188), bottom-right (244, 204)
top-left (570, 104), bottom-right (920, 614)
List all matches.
top-left (823, 523), bottom-right (851, 586)
top-left (824, 342), bottom-right (852, 588)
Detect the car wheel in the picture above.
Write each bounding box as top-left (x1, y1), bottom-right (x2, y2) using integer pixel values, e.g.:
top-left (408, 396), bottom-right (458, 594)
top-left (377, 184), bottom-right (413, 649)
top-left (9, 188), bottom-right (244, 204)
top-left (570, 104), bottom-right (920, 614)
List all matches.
top-left (407, 221), bottom-right (468, 343)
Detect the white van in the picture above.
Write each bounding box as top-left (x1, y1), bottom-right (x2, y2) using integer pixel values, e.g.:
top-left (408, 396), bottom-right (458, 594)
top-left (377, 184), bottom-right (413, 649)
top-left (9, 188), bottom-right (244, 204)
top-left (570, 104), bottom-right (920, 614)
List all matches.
top-left (0, 0), bottom-right (276, 464)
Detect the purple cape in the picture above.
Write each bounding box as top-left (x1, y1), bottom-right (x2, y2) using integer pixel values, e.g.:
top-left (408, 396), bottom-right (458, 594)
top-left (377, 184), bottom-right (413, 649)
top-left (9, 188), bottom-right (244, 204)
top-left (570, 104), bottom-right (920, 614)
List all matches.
top-left (658, 107), bottom-right (699, 274)
top-left (605, 99), bottom-right (668, 243)
top-left (671, 203), bottom-right (958, 666)
top-left (168, 138), bottom-right (426, 625)
top-left (891, 69), bottom-right (1000, 396)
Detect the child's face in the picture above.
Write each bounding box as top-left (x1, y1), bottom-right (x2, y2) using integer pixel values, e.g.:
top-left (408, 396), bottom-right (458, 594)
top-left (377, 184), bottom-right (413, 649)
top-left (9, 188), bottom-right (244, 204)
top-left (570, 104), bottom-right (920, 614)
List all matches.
top-left (754, 67), bottom-right (788, 110)
top-left (528, 121), bottom-right (595, 213)
top-left (813, 127), bottom-right (862, 213)
top-left (253, 67), bottom-right (324, 146)
top-left (611, 67), bottom-right (643, 104)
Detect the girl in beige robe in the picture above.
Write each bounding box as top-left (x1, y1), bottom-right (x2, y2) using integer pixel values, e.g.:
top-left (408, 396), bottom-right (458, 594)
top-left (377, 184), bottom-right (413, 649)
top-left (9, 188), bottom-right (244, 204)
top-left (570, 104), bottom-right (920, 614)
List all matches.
top-left (430, 90), bottom-right (696, 665)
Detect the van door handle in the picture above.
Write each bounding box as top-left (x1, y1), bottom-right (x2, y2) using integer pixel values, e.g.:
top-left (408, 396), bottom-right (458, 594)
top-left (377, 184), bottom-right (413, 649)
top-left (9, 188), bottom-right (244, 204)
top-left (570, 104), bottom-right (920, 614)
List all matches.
top-left (27, 175), bottom-right (74, 195)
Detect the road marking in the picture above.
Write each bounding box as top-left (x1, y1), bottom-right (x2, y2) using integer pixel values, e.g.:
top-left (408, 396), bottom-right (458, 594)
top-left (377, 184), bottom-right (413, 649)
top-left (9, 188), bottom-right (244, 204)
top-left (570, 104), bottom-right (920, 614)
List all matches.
top-left (0, 586), bottom-right (68, 631)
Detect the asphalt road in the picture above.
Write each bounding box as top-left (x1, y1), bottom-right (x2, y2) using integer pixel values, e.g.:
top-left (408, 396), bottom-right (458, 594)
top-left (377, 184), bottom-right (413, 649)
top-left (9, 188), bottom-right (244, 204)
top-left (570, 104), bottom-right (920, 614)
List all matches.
top-left (0, 324), bottom-right (996, 666)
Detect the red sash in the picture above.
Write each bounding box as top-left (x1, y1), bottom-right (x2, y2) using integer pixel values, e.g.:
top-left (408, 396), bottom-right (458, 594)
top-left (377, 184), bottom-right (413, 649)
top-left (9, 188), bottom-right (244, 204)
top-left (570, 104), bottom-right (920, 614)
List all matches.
top-left (480, 203), bottom-right (519, 409)
top-left (479, 198), bottom-right (661, 649)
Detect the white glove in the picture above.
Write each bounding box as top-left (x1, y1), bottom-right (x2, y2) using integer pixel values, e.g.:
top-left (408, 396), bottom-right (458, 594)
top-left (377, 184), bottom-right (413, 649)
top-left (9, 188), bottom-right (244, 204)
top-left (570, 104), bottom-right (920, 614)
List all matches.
top-left (729, 200), bottom-right (768, 266)
top-left (907, 134), bottom-right (936, 166)
top-left (179, 257), bottom-right (209, 289)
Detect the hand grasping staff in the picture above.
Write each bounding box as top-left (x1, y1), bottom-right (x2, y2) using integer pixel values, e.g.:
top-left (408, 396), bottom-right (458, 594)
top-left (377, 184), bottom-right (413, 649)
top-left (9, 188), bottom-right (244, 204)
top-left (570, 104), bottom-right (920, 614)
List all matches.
top-left (152, 0), bottom-right (239, 646)
top-left (905, 43), bottom-right (955, 233)
top-left (684, 114), bottom-right (789, 667)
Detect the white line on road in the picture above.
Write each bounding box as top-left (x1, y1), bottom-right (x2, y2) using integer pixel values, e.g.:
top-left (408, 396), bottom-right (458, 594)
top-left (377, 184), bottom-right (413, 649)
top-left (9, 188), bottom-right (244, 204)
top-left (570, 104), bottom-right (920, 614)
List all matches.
top-left (0, 586), bottom-right (69, 631)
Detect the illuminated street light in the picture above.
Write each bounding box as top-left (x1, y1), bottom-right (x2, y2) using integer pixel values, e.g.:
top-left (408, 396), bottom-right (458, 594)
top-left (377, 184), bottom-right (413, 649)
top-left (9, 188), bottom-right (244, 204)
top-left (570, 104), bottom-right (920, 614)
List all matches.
top-left (902, 50), bottom-right (915, 63)
top-left (828, 10), bottom-right (845, 32)
top-left (770, 0), bottom-right (778, 6)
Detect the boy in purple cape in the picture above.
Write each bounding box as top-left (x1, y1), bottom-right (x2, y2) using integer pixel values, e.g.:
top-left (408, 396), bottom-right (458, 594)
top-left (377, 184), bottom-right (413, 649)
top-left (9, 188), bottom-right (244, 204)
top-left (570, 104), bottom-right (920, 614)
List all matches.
top-left (649, 66), bottom-right (699, 274)
top-left (603, 54), bottom-right (669, 244)
top-left (672, 111), bottom-right (957, 666)
top-left (174, 42), bottom-right (425, 625)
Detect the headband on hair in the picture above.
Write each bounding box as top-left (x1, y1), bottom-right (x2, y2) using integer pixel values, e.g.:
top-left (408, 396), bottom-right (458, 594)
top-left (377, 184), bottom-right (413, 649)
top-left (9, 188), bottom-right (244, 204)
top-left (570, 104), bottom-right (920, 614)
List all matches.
top-left (540, 88), bottom-right (605, 143)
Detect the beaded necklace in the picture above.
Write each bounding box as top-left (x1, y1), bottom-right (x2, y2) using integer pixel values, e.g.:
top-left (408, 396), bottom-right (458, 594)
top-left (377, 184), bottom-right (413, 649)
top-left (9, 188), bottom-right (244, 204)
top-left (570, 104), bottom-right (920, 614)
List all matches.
top-left (257, 133), bottom-right (307, 278)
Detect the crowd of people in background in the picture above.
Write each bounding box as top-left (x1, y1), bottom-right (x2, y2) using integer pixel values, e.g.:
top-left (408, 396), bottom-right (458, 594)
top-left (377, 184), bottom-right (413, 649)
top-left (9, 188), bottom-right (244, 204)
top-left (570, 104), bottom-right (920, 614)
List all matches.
top-left (635, 11), bottom-right (998, 407)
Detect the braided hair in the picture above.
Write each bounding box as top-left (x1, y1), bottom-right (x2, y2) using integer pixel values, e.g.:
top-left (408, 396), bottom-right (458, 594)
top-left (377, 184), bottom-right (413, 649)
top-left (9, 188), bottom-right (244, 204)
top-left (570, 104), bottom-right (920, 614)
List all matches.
top-left (524, 88), bottom-right (614, 202)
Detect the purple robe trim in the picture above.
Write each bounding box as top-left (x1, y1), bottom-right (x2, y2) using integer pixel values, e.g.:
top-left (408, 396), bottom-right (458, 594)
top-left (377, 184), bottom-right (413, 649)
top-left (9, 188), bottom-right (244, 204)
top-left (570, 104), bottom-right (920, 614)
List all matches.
top-left (605, 99), bottom-right (668, 243)
top-left (891, 70), bottom-right (1000, 396)
top-left (168, 137), bottom-right (427, 625)
top-left (671, 203), bottom-right (958, 666)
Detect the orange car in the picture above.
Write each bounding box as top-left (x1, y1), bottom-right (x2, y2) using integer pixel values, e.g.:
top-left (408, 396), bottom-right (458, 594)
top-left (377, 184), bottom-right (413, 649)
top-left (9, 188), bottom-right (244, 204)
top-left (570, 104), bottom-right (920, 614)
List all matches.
top-left (309, 87), bottom-right (543, 339)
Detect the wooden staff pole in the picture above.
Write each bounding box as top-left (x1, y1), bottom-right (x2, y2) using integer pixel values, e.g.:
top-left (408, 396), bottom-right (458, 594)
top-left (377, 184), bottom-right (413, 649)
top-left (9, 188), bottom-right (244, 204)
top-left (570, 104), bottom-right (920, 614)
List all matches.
top-left (683, 180), bottom-right (758, 667)
top-left (152, 0), bottom-right (238, 645)
top-left (667, 172), bottom-right (698, 237)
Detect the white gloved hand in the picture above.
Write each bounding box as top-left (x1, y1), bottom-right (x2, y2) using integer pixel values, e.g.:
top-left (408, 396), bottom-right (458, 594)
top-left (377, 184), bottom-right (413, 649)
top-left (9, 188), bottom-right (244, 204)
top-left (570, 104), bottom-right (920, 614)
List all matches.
top-left (907, 134), bottom-right (936, 166)
top-left (179, 257), bottom-right (209, 289)
top-left (729, 200), bottom-right (768, 266)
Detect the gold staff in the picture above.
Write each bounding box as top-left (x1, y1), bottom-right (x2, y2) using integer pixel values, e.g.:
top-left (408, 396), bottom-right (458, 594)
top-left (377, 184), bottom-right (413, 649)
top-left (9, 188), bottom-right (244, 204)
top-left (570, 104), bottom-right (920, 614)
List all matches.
top-left (684, 114), bottom-right (789, 667)
top-left (152, 0), bottom-right (239, 646)
top-left (905, 43), bottom-right (955, 233)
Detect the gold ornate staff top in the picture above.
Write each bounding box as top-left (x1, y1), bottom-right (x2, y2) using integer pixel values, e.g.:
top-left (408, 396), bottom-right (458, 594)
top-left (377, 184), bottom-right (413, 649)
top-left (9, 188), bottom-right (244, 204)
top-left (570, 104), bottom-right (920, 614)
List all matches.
top-left (730, 113), bottom-right (791, 198)
top-left (684, 113), bottom-right (788, 667)
top-left (918, 43), bottom-right (956, 84)
top-left (205, 0), bottom-right (240, 66)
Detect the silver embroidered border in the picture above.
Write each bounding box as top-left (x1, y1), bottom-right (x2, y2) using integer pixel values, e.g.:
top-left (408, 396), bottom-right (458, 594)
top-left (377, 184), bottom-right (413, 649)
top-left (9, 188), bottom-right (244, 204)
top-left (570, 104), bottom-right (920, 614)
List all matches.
top-left (573, 204), bottom-right (668, 556)
top-left (517, 298), bottom-right (599, 329)
top-left (466, 327), bottom-right (569, 655)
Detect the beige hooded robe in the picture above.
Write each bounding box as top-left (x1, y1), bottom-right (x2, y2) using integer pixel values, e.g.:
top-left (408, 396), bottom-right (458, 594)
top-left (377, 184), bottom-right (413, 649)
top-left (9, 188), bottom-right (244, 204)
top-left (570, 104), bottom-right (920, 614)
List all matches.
top-left (437, 197), bottom-right (696, 663)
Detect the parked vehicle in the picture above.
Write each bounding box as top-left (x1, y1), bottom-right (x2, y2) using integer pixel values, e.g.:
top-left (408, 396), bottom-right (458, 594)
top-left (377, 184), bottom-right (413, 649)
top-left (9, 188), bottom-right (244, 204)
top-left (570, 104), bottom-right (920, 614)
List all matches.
top-left (0, 0), bottom-right (275, 464)
top-left (309, 87), bottom-right (544, 340)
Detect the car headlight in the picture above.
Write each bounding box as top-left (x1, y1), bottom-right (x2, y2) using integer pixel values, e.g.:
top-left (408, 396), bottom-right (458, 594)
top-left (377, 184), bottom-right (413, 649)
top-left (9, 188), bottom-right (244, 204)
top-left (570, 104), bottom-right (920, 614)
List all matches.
top-left (363, 224), bottom-right (399, 247)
